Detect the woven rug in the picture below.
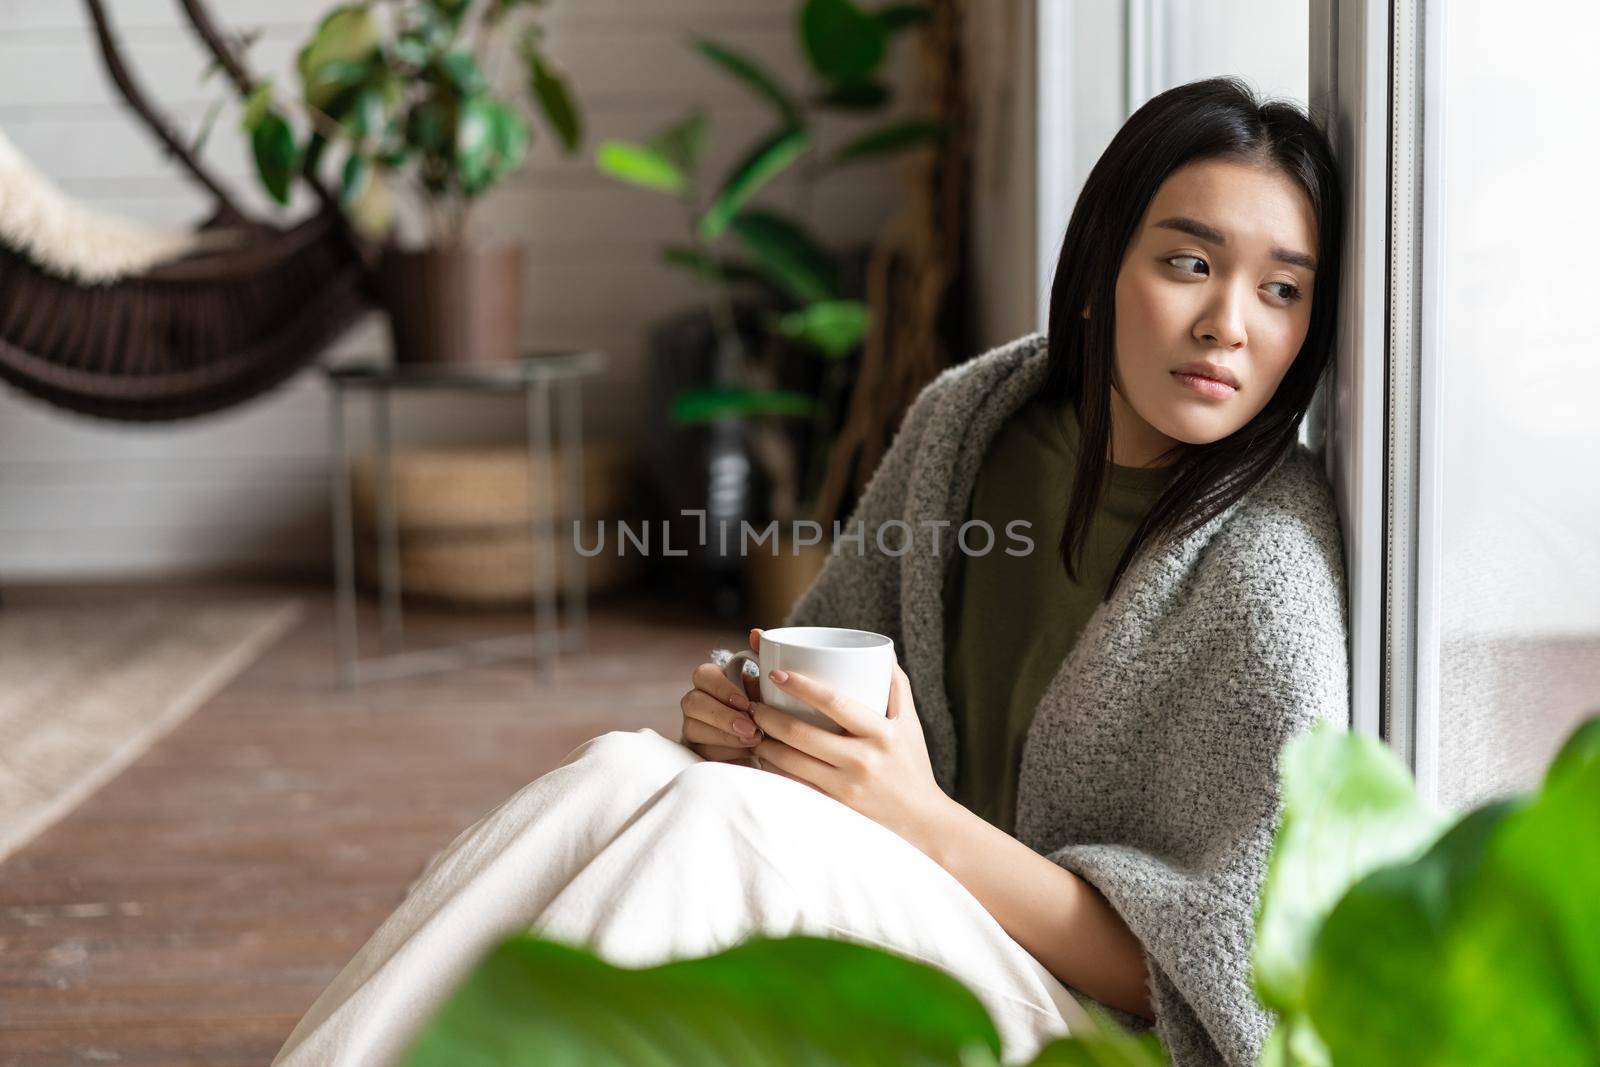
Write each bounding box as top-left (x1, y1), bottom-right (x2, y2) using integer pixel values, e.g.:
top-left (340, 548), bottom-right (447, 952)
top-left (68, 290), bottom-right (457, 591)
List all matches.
top-left (0, 599), bottom-right (302, 864)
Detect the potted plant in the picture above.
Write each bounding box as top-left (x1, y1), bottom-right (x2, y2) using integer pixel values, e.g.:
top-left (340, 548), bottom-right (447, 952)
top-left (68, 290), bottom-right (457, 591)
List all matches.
top-left (595, 0), bottom-right (944, 622)
top-left (239, 0), bottom-right (585, 364)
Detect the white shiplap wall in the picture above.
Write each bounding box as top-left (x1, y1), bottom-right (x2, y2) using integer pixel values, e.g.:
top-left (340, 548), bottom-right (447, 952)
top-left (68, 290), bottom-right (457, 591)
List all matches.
top-left (0, 0), bottom-right (910, 578)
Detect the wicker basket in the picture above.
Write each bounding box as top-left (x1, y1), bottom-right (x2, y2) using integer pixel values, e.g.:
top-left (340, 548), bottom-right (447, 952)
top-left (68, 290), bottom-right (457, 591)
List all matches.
top-left (351, 442), bottom-right (639, 605)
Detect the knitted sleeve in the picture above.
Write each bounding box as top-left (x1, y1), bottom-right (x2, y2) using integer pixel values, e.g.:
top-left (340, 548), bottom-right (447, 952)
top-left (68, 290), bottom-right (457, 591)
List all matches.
top-left (1039, 496), bottom-right (1351, 1067)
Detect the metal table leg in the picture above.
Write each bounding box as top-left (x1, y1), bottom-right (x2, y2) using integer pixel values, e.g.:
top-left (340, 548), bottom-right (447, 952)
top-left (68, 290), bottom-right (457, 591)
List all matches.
top-left (329, 382), bottom-right (358, 687)
top-left (324, 352), bottom-right (604, 687)
top-left (558, 376), bottom-right (588, 651)
top-left (374, 383), bottom-right (403, 650)
top-left (526, 377), bottom-right (559, 668)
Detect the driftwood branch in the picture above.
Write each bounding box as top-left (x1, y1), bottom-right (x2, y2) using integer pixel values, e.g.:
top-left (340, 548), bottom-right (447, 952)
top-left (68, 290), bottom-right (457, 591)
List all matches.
top-left (811, 0), bottom-right (970, 528)
top-left (173, 0), bottom-right (343, 214)
top-left (81, 0), bottom-right (247, 222)
top-left (175, 0), bottom-right (256, 99)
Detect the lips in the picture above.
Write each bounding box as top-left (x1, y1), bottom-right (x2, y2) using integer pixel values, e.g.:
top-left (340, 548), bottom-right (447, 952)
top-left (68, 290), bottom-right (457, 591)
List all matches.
top-left (1171, 362), bottom-right (1240, 390)
top-left (1173, 372), bottom-right (1236, 399)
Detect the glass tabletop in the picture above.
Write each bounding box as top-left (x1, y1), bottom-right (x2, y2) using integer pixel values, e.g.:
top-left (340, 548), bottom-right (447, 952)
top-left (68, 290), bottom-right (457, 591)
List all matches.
top-left (323, 350), bottom-right (606, 389)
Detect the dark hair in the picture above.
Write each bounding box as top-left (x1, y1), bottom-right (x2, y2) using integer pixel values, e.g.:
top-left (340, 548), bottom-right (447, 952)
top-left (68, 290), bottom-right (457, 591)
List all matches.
top-left (1041, 75), bottom-right (1344, 601)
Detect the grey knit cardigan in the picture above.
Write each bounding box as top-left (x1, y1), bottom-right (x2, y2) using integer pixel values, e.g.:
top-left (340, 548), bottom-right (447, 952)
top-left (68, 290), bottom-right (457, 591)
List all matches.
top-left (765, 331), bottom-right (1351, 1066)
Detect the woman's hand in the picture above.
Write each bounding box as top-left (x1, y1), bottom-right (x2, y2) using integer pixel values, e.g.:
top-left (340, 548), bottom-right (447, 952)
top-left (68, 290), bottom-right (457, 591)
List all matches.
top-left (746, 631), bottom-right (952, 851)
top-left (679, 632), bottom-right (765, 763)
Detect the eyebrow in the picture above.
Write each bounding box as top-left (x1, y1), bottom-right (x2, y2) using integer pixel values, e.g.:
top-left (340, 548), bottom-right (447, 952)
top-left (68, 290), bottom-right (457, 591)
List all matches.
top-left (1152, 216), bottom-right (1317, 272)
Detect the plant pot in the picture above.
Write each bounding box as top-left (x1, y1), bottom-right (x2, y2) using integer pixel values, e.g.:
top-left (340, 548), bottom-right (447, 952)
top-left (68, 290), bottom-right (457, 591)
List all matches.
top-left (379, 244), bottom-right (523, 365)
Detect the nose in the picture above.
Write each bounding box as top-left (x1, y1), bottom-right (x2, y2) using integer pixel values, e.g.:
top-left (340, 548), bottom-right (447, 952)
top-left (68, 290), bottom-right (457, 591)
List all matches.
top-left (1194, 283), bottom-right (1248, 349)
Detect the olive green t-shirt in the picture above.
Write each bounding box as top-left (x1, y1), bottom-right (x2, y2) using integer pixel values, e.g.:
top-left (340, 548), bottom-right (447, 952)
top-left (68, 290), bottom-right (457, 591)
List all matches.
top-left (941, 392), bottom-right (1177, 834)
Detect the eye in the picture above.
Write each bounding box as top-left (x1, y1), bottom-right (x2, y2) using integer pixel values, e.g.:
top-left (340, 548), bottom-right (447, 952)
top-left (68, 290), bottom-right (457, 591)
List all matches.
top-left (1166, 255), bottom-right (1306, 305)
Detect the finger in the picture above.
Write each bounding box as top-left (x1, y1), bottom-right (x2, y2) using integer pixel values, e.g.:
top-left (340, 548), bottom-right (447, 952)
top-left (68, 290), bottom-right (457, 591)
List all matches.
top-left (682, 691), bottom-right (762, 744)
top-left (748, 627), bottom-right (763, 652)
top-left (692, 661), bottom-right (751, 713)
top-left (753, 736), bottom-right (840, 796)
top-left (764, 668), bottom-right (877, 737)
top-left (682, 716), bottom-right (753, 750)
top-left (683, 713), bottom-right (760, 750)
top-left (747, 702), bottom-right (849, 768)
top-left (886, 664), bottom-right (914, 722)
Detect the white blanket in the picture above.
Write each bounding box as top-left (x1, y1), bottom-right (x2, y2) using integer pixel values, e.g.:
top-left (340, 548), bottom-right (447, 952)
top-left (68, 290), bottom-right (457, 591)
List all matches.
top-left (271, 728), bottom-right (1088, 1065)
top-left (0, 127), bottom-right (198, 283)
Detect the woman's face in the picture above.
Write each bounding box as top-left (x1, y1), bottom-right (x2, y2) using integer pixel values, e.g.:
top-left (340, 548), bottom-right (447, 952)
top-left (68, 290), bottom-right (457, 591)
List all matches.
top-left (1101, 157), bottom-right (1318, 467)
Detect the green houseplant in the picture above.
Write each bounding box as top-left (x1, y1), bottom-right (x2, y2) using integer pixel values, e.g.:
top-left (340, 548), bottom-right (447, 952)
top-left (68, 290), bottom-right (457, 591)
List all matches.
top-left (595, 0), bottom-right (944, 535)
top-left (238, 0), bottom-right (585, 363)
top-left (1252, 715), bottom-right (1600, 1066)
top-left (394, 714), bottom-right (1600, 1066)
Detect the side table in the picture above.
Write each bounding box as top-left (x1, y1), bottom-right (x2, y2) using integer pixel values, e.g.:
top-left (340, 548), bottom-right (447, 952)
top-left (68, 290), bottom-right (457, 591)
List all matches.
top-left (323, 350), bottom-right (606, 685)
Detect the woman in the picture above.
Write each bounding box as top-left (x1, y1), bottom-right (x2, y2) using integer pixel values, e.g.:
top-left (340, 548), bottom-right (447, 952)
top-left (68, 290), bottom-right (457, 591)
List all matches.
top-left (273, 76), bottom-right (1349, 1067)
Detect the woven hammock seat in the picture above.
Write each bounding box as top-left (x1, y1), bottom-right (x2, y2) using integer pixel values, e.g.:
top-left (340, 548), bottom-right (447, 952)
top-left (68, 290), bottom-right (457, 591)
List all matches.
top-left (0, 0), bottom-right (375, 421)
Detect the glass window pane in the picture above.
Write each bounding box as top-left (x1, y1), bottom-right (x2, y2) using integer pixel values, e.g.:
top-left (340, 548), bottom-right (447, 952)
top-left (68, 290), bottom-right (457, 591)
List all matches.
top-left (1433, 0), bottom-right (1600, 807)
top-left (1165, 1), bottom-right (1309, 106)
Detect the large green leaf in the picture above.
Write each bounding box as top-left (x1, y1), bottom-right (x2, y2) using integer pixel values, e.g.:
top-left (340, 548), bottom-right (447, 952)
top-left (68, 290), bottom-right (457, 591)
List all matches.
top-left (698, 126), bottom-right (811, 240)
top-left (729, 210), bottom-right (837, 303)
top-left (1544, 714), bottom-right (1600, 788)
top-left (296, 5), bottom-right (379, 110)
top-left (774, 300), bottom-right (870, 359)
top-left (455, 97), bottom-right (526, 197)
top-left (596, 140), bottom-right (688, 195)
top-left (800, 0), bottom-right (887, 82)
top-left (453, 96), bottom-right (493, 192)
top-left (1251, 725), bottom-right (1449, 1018)
top-left (691, 38), bottom-right (799, 124)
top-left (249, 110), bottom-right (300, 205)
top-left (1303, 715), bottom-right (1600, 1067)
top-left (1304, 802), bottom-right (1517, 1066)
top-left (671, 387), bottom-right (817, 423)
top-left (436, 50), bottom-right (488, 96)
top-left (830, 118), bottom-right (945, 166)
top-left (524, 48), bottom-right (582, 153)
top-left (399, 933), bottom-right (1002, 1066)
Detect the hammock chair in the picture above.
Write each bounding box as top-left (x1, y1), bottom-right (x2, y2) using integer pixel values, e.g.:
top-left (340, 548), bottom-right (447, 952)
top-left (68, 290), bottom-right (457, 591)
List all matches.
top-left (0, 0), bottom-right (375, 422)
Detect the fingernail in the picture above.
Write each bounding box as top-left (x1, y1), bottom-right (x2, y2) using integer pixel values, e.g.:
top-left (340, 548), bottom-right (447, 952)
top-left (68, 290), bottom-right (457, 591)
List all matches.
top-left (769, 669), bottom-right (789, 683)
top-left (732, 716), bottom-right (757, 739)
top-left (730, 692), bottom-right (749, 710)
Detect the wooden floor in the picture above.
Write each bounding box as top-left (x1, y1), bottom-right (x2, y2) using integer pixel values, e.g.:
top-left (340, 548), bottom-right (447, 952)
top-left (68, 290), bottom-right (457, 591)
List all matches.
top-left (0, 580), bottom-right (738, 1066)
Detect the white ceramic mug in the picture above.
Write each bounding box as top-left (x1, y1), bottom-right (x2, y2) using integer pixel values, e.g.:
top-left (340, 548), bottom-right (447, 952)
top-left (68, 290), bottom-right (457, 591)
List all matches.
top-left (722, 626), bottom-right (896, 735)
